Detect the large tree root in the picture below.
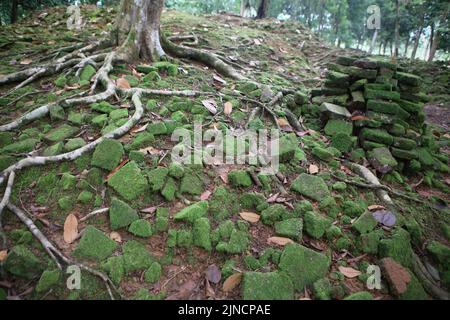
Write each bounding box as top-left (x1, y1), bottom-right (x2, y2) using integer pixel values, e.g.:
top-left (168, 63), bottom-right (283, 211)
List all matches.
top-left (346, 161), bottom-right (450, 300)
top-left (0, 171), bottom-right (15, 249)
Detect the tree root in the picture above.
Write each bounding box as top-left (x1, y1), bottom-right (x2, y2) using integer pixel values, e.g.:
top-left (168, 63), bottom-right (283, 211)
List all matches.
top-left (0, 171), bottom-right (15, 249)
top-left (412, 253), bottom-right (450, 300)
top-left (6, 203), bottom-right (120, 300)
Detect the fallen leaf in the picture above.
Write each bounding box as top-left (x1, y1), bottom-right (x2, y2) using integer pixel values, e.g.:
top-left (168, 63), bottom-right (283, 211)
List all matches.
top-left (205, 278), bottom-right (215, 298)
top-left (338, 266), bottom-right (362, 278)
top-left (368, 204), bottom-right (385, 211)
top-left (63, 214), bottom-right (78, 244)
top-left (223, 273), bottom-right (242, 292)
top-left (267, 236), bottom-right (294, 246)
top-left (20, 58), bottom-right (32, 65)
top-left (0, 250), bottom-right (7, 262)
top-left (279, 47), bottom-right (288, 53)
top-left (131, 123), bottom-right (148, 133)
top-left (206, 264), bottom-right (221, 284)
top-left (224, 101), bottom-right (233, 115)
top-left (109, 231), bottom-right (122, 243)
top-left (372, 210), bottom-right (396, 227)
top-left (213, 74), bottom-right (226, 85)
top-left (116, 77), bottom-right (131, 89)
top-left (202, 99), bottom-right (218, 114)
top-left (200, 190), bottom-right (212, 201)
top-left (239, 212), bottom-right (260, 223)
top-left (277, 118), bottom-right (290, 127)
top-left (309, 164), bottom-right (319, 174)
top-left (138, 146), bottom-right (160, 155)
top-left (267, 193), bottom-right (279, 203)
top-left (140, 206), bottom-right (157, 214)
top-left (351, 115), bottom-right (369, 121)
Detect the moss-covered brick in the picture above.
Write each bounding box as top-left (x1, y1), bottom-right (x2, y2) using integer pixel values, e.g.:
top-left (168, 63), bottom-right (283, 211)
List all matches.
top-left (144, 262), bottom-right (162, 284)
top-left (319, 102), bottom-right (351, 118)
top-left (109, 197), bottom-right (139, 230)
top-left (4, 245), bottom-right (44, 279)
top-left (77, 190), bottom-right (93, 204)
top-left (290, 173), bottom-right (330, 201)
top-left (341, 200), bottom-right (366, 217)
top-left (343, 291), bottom-right (373, 300)
top-left (294, 91), bottom-right (308, 105)
top-left (312, 278), bottom-right (332, 300)
top-left (357, 230), bottom-right (382, 254)
top-left (91, 139), bottom-right (124, 171)
top-left (331, 133), bottom-right (353, 153)
top-left (64, 138), bottom-right (86, 152)
top-left (352, 211), bottom-right (377, 234)
top-left (91, 114), bottom-right (108, 127)
top-left (91, 101), bottom-right (117, 114)
top-left (193, 217), bottom-right (212, 251)
top-left (0, 155), bottom-right (15, 171)
top-left (161, 177), bottom-right (177, 201)
top-left (126, 132), bottom-right (155, 151)
top-left (0, 132), bottom-right (13, 148)
top-left (58, 196), bottom-right (74, 211)
top-left (35, 269), bottom-right (61, 293)
top-left (275, 218), bottom-right (302, 240)
top-left (68, 111), bottom-right (85, 125)
top-left (44, 124), bottom-right (78, 143)
top-left (122, 240), bottom-right (154, 273)
top-left (427, 241), bottom-right (450, 269)
top-left (367, 100), bottom-right (399, 115)
top-left (391, 147), bottom-right (418, 160)
top-left (364, 89), bottom-right (400, 102)
top-left (326, 70), bottom-right (350, 83)
top-left (107, 161), bottom-right (148, 200)
top-left (1, 138), bottom-right (39, 154)
top-left (179, 171), bottom-right (203, 195)
top-left (379, 228), bottom-right (414, 267)
top-left (228, 170), bottom-right (252, 188)
top-left (239, 192), bottom-right (268, 212)
top-left (392, 137), bottom-right (416, 150)
top-left (168, 163), bottom-right (184, 178)
top-left (350, 79), bottom-right (368, 91)
top-left (102, 256), bottom-right (124, 285)
top-left (109, 108), bottom-right (128, 121)
top-left (73, 226), bottom-right (117, 261)
top-left (324, 119), bottom-right (353, 136)
top-left (242, 272), bottom-right (294, 300)
top-left (389, 123), bottom-right (406, 136)
top-left (304, 211), bottom-right (331, 239)
top-left (79, 64), bottom-right (96, 82)
top-left (128, 219), bottom-right (153, 237)
top-left (261, 204), bottom-right (287, 225)
top-left (177, 230), bottom-right (193, 247)
top-left (146, 121), bottom-right (167, 136)
top-left (210, 186), bottom-right (239, 221)
top-left (360, 128), bottom-right (394, 145)
top-left (311, 146), bottom-right (334, 162)
top-left (396, 72), bottom-right (421, 86)
top-left (60, 172), bottom-right (76, 190)
top-left (362, 140), bottom-right (385, 150)
top-left (49, 104), bottom-right (65, 121)
top-left (368, 147), bottom-right (398, 173)
top-left (336, 56), bottom-right (357, 66)
top-left (155, 208), bottom-right (169, 232)
top-left (147, 167), bottom-right (168, 191)
top-left (174, 201), bottom-right (209, 223)
top-left (278, 133), bottom-right (299, 163)
top-left (279, 243), bottom-right (330, 291)
top-left (216, 228), bottom-right (249, 254)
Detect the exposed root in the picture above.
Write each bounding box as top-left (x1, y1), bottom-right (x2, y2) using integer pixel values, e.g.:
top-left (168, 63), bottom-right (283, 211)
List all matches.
top-left (79, 207), bottom-right (109, 223)
top-left (412, 254), bottom-right (450, 300)
top-left (0, 172), bottom-right (15, 249)
top-left (6, 203), bottom-right (120, 300)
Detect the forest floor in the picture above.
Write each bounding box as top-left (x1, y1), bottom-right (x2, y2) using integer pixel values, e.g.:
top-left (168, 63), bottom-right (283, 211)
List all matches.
top-left (0, 5), bottom-right (449, 300)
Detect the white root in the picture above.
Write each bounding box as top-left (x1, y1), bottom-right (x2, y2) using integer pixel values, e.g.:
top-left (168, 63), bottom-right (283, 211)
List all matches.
top-left (0, 171), bottom-right (15, 248)
top-left (80, 207), bottom-right (109, 222)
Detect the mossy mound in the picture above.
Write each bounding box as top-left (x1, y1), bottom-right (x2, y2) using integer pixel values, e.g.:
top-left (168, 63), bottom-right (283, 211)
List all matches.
top-left (73, 226), bottom-right (118, 261)
top-left (242, 272), bottom-right (294, 300)
top-left (107, 161), bottom-right (148, 200)
top-left (290, 173), bottom-right (330, 201)
top-left (91, 139), bottom-right (124, 171)
top-left (109, 197), bottom-right (139, 230)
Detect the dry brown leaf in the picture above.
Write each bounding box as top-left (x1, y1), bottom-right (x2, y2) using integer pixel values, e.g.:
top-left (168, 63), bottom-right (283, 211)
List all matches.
top-left (200, 190), bottom-right (212, 201)
top-left (110, 231), bottom-right (122, 243)
top-left (338, 266), bottom-right (362, 278)
top-left (201, 99), bottom-right (218, 114)
top-left (131, 123), bottom-right (148, 133)
top-left (138, 146), bottom-right (159, 155)
top-left (223, 273), bottom-right (242, 292)
top-left (309, 164), bottom-right (319, 174)
top-left (239, 211), bottom-right (260, 223)
top-left (140, 206), bottom-right (157, 214)
top-left (63, 214), bottom-right (78, 244)
top-left (223, 101), bottom-right (233, 115)
top-left (277, 118), bottom-right (290, 127)
top-left (20, 58), bottom-right (33, 65)
top-left (351, 115), bottom-right (369, 121)
top-left (0, 250), bottom-right (7, 262)
top-left (116, 77), bottom-right (131, 89)
top-left (267, 236), bottom-right (294, 246)
top-left (368, 204), bottom-right (385, 211)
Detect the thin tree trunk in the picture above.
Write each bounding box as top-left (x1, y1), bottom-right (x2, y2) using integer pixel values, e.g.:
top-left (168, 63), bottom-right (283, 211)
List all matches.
top-left (424, 23), bottom-right (434, 60)
top-left (404, 36), bottom-right (410, 57)
top-left (428, 30), bottom-right (440, 61)
top-left (11, 0), bottom-right (19, 24)
top-left (240, 0), bottom-right (246, 16)
top-left (369, 29), bottom-right (378, 54)
top-left (256, 0), bottom-right (269, 19)
top-left (115, 0), bottom-right (165, 62)
top-left (394, 0), bottom-right (400, 57)
top-left (379, 42), bottom-right (382, 54)
top-left (411, 28), bottom-right (423, 60)
top-left (383, 41), bottom-right (387, 55)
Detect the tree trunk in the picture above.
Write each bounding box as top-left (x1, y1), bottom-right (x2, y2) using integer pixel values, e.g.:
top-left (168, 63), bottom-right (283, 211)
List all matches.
top-left (404, 36), bottom-right (410, 57)
top-left (369, 29), bottom-right (378, 54)
top-left (411, 27), bottom-right (423, 60)
top-left (383, 41), bottom-right (387, 55)
top-left (424, 23), bottom-right (434, 60)
top-left (11, 0), bottom-right (19, 24)
top-left (428, 29), bottom-right (440, 62)
top-left (240, 0), bottom-right (246, 16)
top-left (256, 0), bottom-right (269, 19)
top-left (394, 0), bottom-right (400, 57)
top-left (115, 0), bottom-right (165, 62)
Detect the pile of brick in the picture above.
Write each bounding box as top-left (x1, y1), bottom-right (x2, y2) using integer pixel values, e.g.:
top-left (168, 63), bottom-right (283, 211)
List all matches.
top-left (310, 56), bottom-right (448, 179)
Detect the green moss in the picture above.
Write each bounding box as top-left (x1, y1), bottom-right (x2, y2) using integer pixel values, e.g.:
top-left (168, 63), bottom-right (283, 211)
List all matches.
top-left (146, 121), bottom-right (167, 136)
top-left (324, 119), bottom-right (353, 136)
top-left (154, 208), bottom-right (169, 232)
top-left (161, 177), bottom-right (177, 201)
top-left (91, 101), bottom-right (117, 114)
top-left (123, 240), bottom-right (154, 273)
top-left (278, 133), bottom-right (299, 163)
top-left (209, 186), bottom-right (239, 221)
top-left (168, 163), bottom-right (184, 178)
top-left (73, 226), bottom-right (117, 261)
top-left (126, 132), bottom-right (155, 151)
top-left (427, 241), bottom-right (450, 269)
top-left (261, 204), bottom-right (286, 225)
top-left (79, 64), bottom-right (96, 82)
top-left (174, 201), bottom-right (209, 223)
top-left (68, 111), bottom-right (85, 125)
top-left (312, 146), bottom-right (334, 162)
top-left (228, 170), bottom-right (252, 188)
top-left (109, 197), bottom-right (139, 230)
top-left (242, 272), bottom-right (294, 300)
top-left (352, 211), bottom-right (377, 234)
top-left (0, 155), bottom-right (16, 171)
top-left (360, 128), bottom-right (394, 145)
top-left (44, 124), bottom-right (78, 143)
top-left (391, 147), bottom-right (418, 160)
top-left (290, 173), bottom-right (330, 201)
top-left (128, 219), bottom-right (153, 237)
top-left (177, 230), bottom-right (193, 247)
top-left (144, 262), bottom-right (162, 284)
top-left (331, 133), bottom-right (353, 153)
top-left (278, 243), bottom-right (330, 291)
top-left (49, 104), bottom-right (65, 121)
top-left (275, 218), bottom-right (302, 240)
top-left (179, 171), bottom-right (203, 195)
top-left (101, 256), bottom-right (124, 285)
top-left (239, 192), bottom-right (268, 212)
top-left (77, 190), bottom-right (93, 204)
top-left (379, 228), bottom-right (413, 268)
top-left (35, 269), bottom-right (61, 293)
top-left (148, 167), bottom-right (169, 191)
top-left (357, 230), bottom-right (382, 254)
top-left (304, 211), bottom-right (331, 239)
top-left (216, 228), bottom-right (249, 254)
top-left (368, 147), bottom-right (398, 172)
top-left (58, 196), bottom-right (74, 211)
top-left (109, 108), bottom-right (128, 121)
top-left (313, 278), bottom-right (332, 300)
top-left (193, 217), bottom-right (212, 251)
top-left (1, 138), bottom-right (39, 154)
top-left (107, 161), bottom-right (148, 200)
top-left (341, 200), bottom-right (366, 217)
top-left (4, 245), bottom-right (44, 279)
top-left (344, 291), bottom-right (373, 300)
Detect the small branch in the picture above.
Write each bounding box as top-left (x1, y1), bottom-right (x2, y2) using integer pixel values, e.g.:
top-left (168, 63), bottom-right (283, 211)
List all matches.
top-left (79, 207), bottom-right (109, 222)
